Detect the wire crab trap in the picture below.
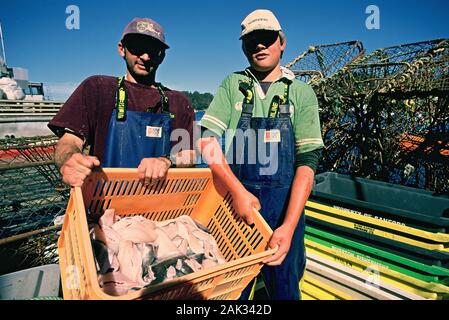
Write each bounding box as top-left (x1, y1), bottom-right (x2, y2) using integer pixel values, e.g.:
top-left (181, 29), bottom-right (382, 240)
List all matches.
top-left (0, 135), bottom-right (68, 275)
top-left (316, 39), bottom-right (449, 194)
top-left (285, 41), bottom-right (365, 83)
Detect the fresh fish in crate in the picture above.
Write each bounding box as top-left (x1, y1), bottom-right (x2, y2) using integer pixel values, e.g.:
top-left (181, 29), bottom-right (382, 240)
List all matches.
top-left (90, 209), bottom-right (226, 296)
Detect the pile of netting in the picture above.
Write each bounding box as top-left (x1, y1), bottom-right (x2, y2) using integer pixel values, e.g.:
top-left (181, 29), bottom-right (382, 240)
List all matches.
top-left (286, 39), bottom-right (449, 194)
top-left (285, 41), bottom-right (365, 83)
top-left (0, 135), bottom-right (69, 275)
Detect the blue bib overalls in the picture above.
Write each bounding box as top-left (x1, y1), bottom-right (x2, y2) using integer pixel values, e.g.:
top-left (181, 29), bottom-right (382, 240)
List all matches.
top-left (103, 77), bottom-right (172, 168)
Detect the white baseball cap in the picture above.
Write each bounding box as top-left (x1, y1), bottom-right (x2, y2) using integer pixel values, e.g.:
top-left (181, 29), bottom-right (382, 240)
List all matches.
top-left (240, 9), bottom-right (282, 39)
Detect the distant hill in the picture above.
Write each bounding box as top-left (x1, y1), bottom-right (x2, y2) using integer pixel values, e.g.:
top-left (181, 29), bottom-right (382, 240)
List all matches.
top-left (182, 91), bottom-right (214, 111)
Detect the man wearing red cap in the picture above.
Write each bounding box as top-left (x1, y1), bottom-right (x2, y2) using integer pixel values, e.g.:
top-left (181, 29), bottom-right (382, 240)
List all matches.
top-left (49, 18), bottom-right (195, 186)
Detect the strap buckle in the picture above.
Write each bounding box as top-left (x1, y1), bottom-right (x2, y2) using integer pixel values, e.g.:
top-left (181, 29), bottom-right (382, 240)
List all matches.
top-left (115, 77), bottom-right (127, 121)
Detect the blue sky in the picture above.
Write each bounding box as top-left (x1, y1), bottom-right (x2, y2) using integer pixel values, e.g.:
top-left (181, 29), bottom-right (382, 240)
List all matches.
top-left (1, 0), bottom-right (448, 100)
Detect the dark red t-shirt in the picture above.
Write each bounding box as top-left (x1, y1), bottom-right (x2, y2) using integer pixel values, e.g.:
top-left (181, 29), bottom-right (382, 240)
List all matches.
top-left (48, 75), bottom-right (195, 163)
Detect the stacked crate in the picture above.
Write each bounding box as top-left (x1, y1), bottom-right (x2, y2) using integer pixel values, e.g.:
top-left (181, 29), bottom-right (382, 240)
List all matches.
top-left (302, 172), bottom-right (449, 300)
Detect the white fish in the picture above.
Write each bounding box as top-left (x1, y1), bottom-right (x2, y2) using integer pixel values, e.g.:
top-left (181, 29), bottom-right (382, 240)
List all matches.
top-left (98, 271), bottom-right (141, 297)
top-left (116, 240), bottom-right (145, 285)
top-left (154, 228), bottom-right (181, 261)
top-left (99, 208), bottom-right (119, 227)
top-left (166, 266), bottom-right (177, 280)
top-left (112, 216), bottom-right (158, 243)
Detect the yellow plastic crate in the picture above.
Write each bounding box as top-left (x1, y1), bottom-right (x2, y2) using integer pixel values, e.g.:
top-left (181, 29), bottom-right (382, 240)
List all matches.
top-left (305, 200), bottom-right (449, 248)
top-left (58, 168), bottom-right (275, 300)
top-left (305, 239), bottom-right (449, 300)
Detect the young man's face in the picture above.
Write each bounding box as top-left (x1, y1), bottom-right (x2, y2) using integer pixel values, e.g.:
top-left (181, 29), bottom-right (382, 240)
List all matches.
top-left (242, 30), bottom-right (286, 72)
top-left (118, 34), bottom-right (166, 79)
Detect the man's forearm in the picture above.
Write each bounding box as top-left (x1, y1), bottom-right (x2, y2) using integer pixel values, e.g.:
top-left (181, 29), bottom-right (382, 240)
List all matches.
top-left (197, 138), bottom-right (246, 194)
top-left (283, 166), bottom-right (315, 229)
top-left (54, 139), bottom-right (83, 169)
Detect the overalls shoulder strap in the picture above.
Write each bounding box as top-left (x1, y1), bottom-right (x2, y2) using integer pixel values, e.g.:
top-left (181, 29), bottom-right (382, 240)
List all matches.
top-left (238, 78), bottom-right (255, 117)
top-left (114, 77), bottom-right (174, 121)
top-left (155, 82), bottom-right (172, 117)
top-left (268, 77), bottom-right (292, 118)
top-left (115, 76), bottom-right (127, 121)
top-left (238, 76), bottom-right (292, 119)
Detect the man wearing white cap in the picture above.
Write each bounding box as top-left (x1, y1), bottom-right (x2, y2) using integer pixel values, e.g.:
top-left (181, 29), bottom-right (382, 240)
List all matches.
top-left (198, 9), bottom-right (324, 299)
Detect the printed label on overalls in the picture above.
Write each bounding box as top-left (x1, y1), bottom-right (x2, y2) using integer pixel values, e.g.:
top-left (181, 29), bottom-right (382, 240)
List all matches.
top-left (264, 129), bottom-right (281, 143)
top-left (146, 126), bottom-right (162, 138)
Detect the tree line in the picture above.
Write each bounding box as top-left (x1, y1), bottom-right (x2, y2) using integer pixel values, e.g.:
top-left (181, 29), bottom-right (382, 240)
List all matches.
top-left (182, 91), bottom-right (214, 110)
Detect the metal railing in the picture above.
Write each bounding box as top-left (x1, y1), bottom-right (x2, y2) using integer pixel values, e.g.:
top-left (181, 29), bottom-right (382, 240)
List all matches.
top-left (0, 99), bottom-right (64, 123)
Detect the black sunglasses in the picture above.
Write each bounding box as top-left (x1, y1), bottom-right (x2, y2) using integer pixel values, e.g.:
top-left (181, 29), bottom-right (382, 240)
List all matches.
top-left (122, 35), bottom-right (165, 58)
top-left (242, 30), bottom-right (279, 52)
top-left (124, 43), bottom-right (163, 58)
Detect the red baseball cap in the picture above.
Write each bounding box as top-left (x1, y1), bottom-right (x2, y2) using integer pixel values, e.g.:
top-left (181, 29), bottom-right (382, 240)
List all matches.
top-left (121, 17), bottom-right (169, 48)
